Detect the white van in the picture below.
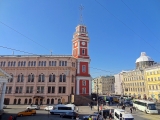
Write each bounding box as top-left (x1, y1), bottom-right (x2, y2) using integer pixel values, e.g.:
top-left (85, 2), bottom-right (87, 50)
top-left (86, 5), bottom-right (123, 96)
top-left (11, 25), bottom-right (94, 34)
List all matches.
top-left (114, 109), bottom-right (134, 120)
top-left (50, 104), bottom-right (77, 115)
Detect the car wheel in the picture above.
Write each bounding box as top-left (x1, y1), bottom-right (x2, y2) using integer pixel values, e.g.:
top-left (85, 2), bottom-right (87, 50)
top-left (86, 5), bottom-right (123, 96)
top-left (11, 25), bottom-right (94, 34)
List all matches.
top-left (71, 116), bottom-right (74, 119)
top-left (145, 110), bottom-right (148, 114)
top-left (51, 112), bottom-right (54, 115)
top-left (20, 114), bottom-right (23, 117)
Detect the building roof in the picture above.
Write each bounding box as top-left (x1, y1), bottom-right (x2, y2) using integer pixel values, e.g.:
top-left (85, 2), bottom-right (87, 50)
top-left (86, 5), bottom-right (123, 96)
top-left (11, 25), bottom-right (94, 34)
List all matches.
top-left (0, 55), bottom-right (73, 58)
top-left (136, 52), bottom-right (153, 63)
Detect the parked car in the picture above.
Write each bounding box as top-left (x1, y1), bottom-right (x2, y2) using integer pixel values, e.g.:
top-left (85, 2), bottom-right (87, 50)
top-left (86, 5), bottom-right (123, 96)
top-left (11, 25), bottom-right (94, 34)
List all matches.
top-left (83, 113), bottom-right (99, 120)
top-left (60, 112), bottom-right (78, 119)
top-left (17, 109), bottom-right (36, 117)
top-left (3, 104), bottom-right (7, 109)
top-left (26, 105), bottom-right (40, 110)
top-left (44, 106), bottom-right (53, 111)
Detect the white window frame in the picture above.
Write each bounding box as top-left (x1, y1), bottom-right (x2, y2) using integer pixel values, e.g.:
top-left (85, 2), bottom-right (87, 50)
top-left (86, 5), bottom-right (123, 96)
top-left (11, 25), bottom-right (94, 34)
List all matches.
top-left (82, 88), bottom-right (86, 94)
top-left (82, 65), bottom-right (86, 73)
top-left (82, 80), bottom-right (86, 86)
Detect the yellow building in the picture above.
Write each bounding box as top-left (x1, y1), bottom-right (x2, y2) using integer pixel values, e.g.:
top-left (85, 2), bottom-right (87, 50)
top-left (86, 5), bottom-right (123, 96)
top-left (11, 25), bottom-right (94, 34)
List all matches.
top-left (122, 52), bottom-right (154, 99)
top-left (145, 64), bottom-right (160, 101)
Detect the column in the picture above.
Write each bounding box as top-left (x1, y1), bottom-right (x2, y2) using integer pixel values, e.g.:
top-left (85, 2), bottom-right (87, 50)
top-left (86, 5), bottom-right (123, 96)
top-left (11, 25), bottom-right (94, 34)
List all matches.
top-left (77, 62), bottom-right (80, 74)
top-left (76, 79), bottom-right (79, 95)
top-left (78, 41), bottom-right (80, 55)
top-left (0, 82), bottom-right (6, 110)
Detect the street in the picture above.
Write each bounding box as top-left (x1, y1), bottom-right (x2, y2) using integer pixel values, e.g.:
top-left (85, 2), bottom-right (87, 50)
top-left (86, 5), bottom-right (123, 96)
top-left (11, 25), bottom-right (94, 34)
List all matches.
top-left (1, 105), bottom-right (160, 120)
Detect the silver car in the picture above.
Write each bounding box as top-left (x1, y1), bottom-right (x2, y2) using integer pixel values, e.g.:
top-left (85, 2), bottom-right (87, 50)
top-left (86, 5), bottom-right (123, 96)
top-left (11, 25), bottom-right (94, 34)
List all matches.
top-left (26, 105), bottom-right (40, 110)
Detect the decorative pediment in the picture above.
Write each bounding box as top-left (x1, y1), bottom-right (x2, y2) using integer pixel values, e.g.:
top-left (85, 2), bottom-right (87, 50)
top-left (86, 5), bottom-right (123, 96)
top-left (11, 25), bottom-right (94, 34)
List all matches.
top-left (0, 68), bottom-right (12, 79)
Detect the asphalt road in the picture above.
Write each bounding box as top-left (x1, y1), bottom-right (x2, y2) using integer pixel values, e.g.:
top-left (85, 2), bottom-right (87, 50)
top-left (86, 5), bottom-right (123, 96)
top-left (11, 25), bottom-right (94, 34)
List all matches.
top-left (2, 105), bottom-right (160, 120)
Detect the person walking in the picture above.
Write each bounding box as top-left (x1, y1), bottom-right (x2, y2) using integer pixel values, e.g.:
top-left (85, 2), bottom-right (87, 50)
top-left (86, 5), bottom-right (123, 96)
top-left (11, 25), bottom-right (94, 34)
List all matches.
top-left (130, 107), bottom-right (132, 113)
top-left (109, 109), bottom-right (112, 120)
top-left (90, 104), bottom-right (93, 110)
top-left (8, 115), bottom-right (13, 120)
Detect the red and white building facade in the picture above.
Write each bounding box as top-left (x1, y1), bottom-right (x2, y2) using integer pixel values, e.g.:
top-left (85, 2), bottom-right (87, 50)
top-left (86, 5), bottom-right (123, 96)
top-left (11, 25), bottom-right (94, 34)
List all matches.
top-left (0, 24), bottom-right (91, 105)
top-left (72, 25), bottom-right (91, 96)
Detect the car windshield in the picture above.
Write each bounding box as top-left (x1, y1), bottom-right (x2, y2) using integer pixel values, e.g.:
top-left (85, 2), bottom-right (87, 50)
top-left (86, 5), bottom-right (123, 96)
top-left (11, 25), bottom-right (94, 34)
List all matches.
top-left (148, 104), bottom-right (156, 110)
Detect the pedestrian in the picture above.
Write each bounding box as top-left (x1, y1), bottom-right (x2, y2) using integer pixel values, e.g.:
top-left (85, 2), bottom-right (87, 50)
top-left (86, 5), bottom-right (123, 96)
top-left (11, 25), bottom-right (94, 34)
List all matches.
top-left (109, 110), bottom-right (112, 120)
top-left (117, 103), bottom-right (119, 108)
top-left (8, 115), bottom-right (13, 120)
top-left (90, 104), bottom-right (93, 110)
top-left (130, 107), bottom-right (132, 113)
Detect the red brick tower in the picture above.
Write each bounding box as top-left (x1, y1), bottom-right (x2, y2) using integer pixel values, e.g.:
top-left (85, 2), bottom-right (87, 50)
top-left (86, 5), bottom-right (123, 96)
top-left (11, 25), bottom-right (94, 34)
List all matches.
top-left (72, 25), bottom-right (91, 95)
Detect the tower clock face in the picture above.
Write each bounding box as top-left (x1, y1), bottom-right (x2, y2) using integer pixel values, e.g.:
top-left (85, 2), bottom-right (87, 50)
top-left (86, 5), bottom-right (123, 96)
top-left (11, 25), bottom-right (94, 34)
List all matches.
top-left (82, 42), bottom-right (85, 46)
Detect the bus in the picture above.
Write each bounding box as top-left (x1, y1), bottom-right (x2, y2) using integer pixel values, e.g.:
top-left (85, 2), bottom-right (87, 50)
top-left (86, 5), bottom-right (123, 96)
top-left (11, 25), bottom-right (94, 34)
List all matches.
top-left (133, 99), bottom-right (158, 114)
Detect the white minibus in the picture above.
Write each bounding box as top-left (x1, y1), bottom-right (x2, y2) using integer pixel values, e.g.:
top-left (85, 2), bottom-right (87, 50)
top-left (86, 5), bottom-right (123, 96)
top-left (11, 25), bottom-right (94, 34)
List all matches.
top-left (114, 109), bottom-right (134, 120)
top-left (50, 104), bottom-right (77, 115)
top-left (133, 99), bottom-right (158, 114)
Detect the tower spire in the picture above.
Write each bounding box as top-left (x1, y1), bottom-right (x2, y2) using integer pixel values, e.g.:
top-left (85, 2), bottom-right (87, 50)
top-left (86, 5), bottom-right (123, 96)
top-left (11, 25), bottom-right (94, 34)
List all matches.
top-left (79, 5), bottom-right (84, 24)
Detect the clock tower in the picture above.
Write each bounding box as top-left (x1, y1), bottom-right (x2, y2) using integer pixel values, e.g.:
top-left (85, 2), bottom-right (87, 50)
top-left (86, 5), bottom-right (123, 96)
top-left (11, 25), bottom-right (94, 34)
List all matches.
top-left (72, 24), bottom-right (91, 96)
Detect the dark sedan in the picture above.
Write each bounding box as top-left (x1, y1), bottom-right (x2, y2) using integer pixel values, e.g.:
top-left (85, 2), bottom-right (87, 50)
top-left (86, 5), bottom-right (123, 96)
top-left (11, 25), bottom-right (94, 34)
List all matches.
top-left (60, 112), bottom-right (78, 119)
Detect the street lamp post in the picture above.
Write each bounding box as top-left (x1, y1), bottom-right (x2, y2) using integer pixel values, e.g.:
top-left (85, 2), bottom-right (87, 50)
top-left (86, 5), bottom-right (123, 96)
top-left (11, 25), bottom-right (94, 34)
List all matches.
top-left (94, 79), bottom-right (99, 112)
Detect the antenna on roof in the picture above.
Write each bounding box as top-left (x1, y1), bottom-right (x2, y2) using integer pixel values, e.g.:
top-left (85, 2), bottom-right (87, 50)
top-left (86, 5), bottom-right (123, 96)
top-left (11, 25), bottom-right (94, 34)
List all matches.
top-left (79, 4), bottom-right (84, 24)
top-left (50, 50), bottom-right (52, 55)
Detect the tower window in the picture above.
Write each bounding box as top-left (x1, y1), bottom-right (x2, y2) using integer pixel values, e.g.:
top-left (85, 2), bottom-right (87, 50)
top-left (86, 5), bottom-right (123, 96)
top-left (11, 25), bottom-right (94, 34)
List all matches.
top-left (82, 65), bottom-right (86, 73)
top-left (82, 49), bottom-right (85, 55)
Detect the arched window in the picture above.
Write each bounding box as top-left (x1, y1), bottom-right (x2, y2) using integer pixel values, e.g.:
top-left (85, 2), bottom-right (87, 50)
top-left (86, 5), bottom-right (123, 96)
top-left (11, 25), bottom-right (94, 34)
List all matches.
top-left (47, 98), bottom-right (50, 104)
top-left (24, 98), bottom-right (28, 104)
top-left (8, 61), bottom-right (10, 66)
top-left (14, 61), bottom-right (16, 66)
top-left (28, 61), bottom-right (30, 66)
top-left (21, 74), bottom-right (24, 82)
top-left (31, 74), bottom-right (34, 82)
top-left (11, 61), bottom-right (13, 66)
top-left (44, 61), bottom-right (46, 66)
top-left (59, 75), bottom-right (62, 82)
top-left (41, 61), bottom-right (43, 66)
top-left (51, 99), bottom-right (54, 104)
top-left (28, 75), bottom-right (31, 82)
top-left (31, 61), bottom-right (33, 66)
top-left (21, 61), bottom-right (23, 66)
top-left (13, 99), bottom-right (17, 104)
top-left (29, 98), bottom-right (32, 104)
top-left (63, 74), bottom-right (66, 82)
top-left (42, 74), bottom-right (45, 82)
top-left (38, 75), bottom-right (41, 82)
top-left (49, 75), bottom-right (52, 82)
top-left (38, 74), bottom-right (45, 82)
top-left (17, 75), bottom-right (20, 82)
top-left (18, 98), bottom-right (21, 104)
top-left (49, 74), bottom-right (55, 82)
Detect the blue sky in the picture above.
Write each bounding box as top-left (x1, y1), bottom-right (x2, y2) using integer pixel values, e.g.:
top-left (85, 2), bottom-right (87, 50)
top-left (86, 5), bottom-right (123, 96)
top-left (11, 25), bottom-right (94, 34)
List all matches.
top-left (0, 0), bottom-right (160, 78)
